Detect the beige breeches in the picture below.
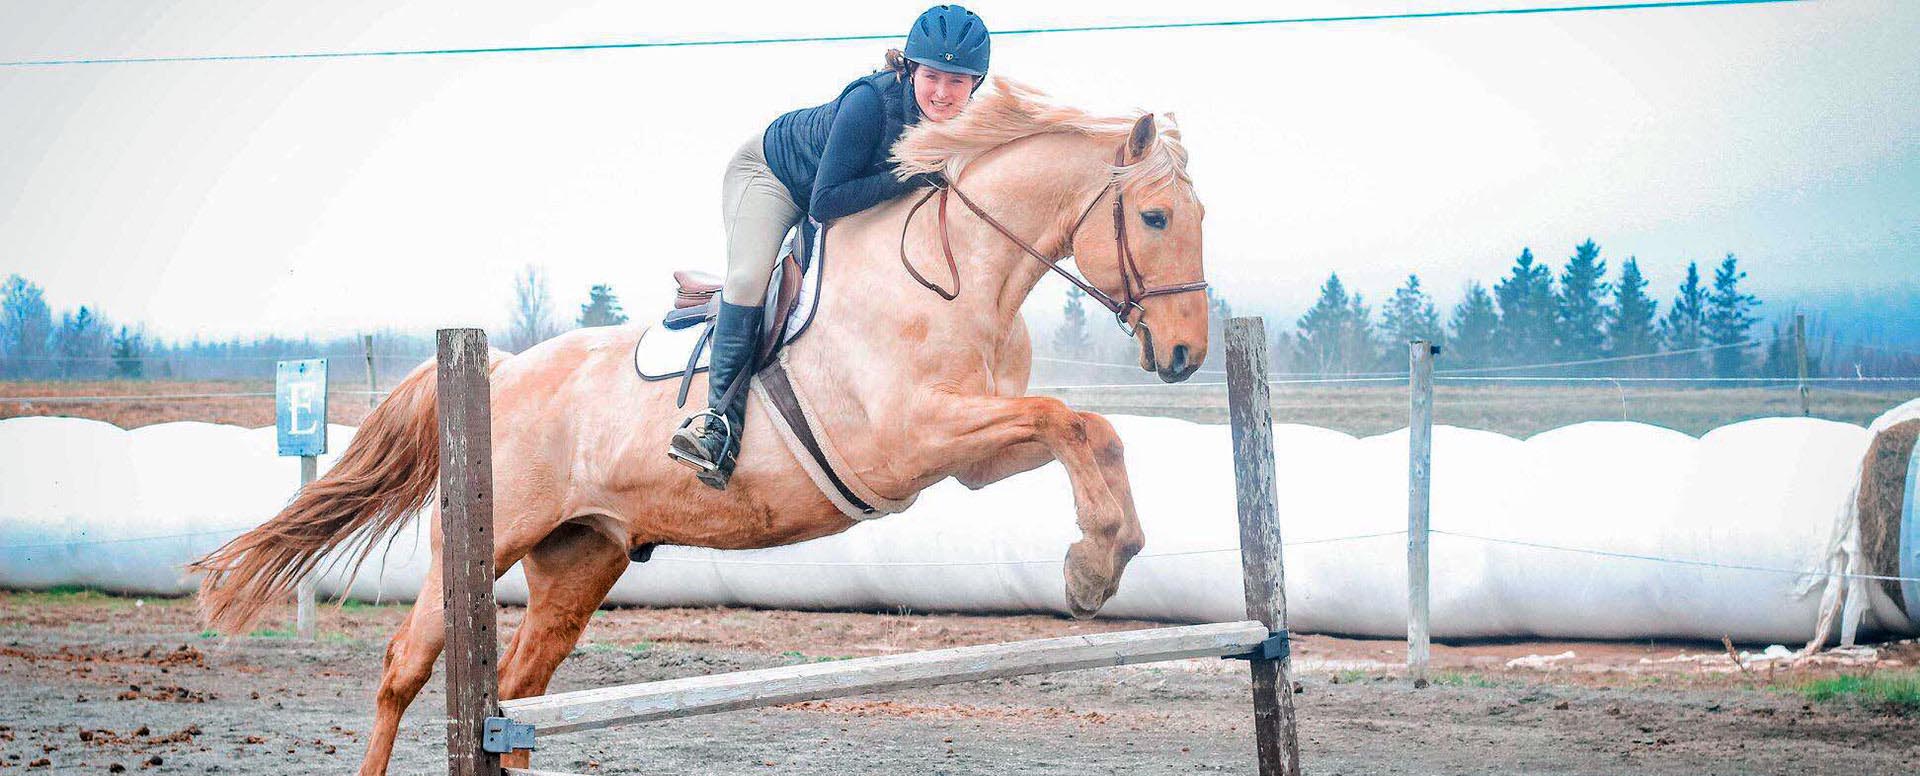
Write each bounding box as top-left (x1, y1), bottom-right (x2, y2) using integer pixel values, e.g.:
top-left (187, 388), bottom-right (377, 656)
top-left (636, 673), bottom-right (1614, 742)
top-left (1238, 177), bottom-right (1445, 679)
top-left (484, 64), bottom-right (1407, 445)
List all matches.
top-left (721, 130), bottom-right (804, 305)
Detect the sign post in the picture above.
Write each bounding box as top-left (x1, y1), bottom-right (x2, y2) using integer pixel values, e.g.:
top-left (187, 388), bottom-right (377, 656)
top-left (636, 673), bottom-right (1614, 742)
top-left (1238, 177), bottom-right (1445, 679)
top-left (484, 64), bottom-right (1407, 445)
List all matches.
top-left (275, 358), bottom-right (328, 640)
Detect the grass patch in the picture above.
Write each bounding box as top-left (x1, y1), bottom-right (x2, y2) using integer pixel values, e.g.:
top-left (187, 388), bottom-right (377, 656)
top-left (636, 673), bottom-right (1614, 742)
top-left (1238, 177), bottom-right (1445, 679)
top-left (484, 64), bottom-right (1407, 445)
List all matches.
top-left (780, 650), bottom-right (852, 664)
top-left (8, 586), bottom-right (122, 605)
top-left (1431, 672), bottom-right (1498, 688)
top-left (1795, 671), bottom-right (1920, 711)
top-left (576, 641), bottom-right (654, 656)
top-left (336, 598), bottom-right (405, 612)
top-left (248, 627), bottom-right (297, 639)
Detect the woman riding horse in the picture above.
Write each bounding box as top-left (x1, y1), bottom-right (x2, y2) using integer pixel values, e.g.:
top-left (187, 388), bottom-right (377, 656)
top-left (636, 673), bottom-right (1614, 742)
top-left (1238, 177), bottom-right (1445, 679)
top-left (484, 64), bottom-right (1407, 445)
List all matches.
top-left (668, 4), bottom-right (992, 488)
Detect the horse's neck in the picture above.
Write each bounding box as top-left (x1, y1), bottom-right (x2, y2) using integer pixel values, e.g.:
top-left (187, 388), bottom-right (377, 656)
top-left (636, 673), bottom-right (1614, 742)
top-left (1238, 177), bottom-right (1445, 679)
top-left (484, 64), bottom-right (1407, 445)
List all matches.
top-left (822, 136), bottom-right (1101, 349)
top-left (779, 136), bottom-right (1103, 491)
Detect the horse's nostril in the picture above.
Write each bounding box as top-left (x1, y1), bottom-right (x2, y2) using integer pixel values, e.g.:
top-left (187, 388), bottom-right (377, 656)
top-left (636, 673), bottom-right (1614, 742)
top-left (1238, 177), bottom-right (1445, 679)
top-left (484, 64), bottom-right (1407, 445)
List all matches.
top-left (1169, 344), bottom-right (1189, 373)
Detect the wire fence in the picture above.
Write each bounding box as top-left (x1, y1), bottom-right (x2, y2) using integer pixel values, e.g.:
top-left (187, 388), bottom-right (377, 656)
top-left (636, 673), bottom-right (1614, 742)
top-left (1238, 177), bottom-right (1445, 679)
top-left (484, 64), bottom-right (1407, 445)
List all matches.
top-left (10, 524), bottom-right (1915, 584)
top-left (2, 322), bottom-right (1915, 441)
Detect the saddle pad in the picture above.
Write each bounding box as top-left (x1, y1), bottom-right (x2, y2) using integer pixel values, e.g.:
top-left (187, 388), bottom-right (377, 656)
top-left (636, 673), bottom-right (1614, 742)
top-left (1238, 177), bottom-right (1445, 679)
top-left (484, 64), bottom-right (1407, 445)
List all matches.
top-left (633, 226), bottom-right (824, 380)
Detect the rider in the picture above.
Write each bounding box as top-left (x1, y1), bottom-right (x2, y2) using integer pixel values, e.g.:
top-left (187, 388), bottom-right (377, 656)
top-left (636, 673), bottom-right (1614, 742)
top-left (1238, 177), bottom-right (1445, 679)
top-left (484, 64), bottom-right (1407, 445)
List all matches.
top-left (669, 5), bottom-right (992, 489)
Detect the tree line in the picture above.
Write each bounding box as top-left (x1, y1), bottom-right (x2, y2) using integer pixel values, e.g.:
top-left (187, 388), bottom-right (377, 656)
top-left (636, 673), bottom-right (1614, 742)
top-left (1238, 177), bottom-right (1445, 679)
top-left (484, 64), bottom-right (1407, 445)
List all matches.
top-left (0, 267), bottom-right (632, 381)
top-left (1049, 240), bottom-right (1892, 379)
top-left (3, 243), bottom-right (1912, 382)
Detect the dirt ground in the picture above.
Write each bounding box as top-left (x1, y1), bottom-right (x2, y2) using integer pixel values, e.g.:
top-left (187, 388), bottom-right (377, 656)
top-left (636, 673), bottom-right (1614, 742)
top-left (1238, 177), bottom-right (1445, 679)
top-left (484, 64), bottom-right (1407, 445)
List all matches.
top-left (2, 592), bottom-right (1916, 775)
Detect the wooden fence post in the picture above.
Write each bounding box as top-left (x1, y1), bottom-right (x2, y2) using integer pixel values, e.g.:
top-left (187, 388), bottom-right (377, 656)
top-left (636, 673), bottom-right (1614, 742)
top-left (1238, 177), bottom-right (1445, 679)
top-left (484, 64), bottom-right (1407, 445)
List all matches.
top-left (1224, 317), bottom-right (1301, 776)
top-left (438, 328), bottom-right (501, 776)
top-left (1407, 340), bottom-right (1437, 687)
top-left (363, 333), bottom-right (379, 408)
top-left (1794, 314), bottom-right (1809, 417)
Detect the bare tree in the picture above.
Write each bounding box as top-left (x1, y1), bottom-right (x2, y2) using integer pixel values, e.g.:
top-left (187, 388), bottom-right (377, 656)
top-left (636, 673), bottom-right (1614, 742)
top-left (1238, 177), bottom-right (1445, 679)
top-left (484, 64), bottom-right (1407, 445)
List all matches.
top-left (507, 264), bottom-right (562, 353)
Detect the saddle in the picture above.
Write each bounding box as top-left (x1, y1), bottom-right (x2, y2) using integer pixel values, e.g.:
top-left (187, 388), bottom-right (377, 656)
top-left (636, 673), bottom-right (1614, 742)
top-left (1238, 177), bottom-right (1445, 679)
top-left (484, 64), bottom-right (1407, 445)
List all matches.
top-left (631, 220), bottom-right (906, 520)
top-left (637, 221), bottom-right (823, 397)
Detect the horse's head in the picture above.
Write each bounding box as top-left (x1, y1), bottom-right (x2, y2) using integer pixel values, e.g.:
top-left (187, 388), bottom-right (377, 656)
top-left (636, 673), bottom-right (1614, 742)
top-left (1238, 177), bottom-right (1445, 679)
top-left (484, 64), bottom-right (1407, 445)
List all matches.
top-left (1069, 113), bottom-right (1208, 383)
top-left (890, 79), bottom-right (1209, 382)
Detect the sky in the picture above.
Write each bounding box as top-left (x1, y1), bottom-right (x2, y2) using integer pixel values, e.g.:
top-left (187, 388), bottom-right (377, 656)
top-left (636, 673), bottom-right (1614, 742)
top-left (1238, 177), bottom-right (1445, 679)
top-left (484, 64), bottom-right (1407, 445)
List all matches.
top-left (0, 0), bottom-right (1916, 342)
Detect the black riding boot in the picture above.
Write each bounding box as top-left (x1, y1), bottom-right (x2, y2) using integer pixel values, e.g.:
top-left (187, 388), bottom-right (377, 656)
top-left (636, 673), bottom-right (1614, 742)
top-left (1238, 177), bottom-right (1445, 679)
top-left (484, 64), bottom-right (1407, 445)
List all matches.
top-left (668, 301), bottom-right (763, 489)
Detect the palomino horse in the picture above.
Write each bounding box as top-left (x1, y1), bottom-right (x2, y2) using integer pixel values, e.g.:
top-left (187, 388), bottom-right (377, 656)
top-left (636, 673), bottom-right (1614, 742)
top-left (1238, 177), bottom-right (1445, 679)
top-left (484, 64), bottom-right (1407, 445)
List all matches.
top-left (191, 78), bottom-right (1207, 775)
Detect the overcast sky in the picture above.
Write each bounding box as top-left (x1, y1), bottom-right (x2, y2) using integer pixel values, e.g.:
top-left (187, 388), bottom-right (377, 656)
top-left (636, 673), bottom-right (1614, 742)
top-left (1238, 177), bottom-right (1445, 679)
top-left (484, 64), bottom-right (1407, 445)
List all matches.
top-left (1, 0), bottom-right (1915, 341)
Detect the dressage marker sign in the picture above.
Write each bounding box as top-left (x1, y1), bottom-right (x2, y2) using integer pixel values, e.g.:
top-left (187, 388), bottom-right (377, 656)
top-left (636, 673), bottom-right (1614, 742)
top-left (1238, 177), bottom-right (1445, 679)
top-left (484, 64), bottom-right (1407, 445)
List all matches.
top-left (275, 358), bottom-right (328, 456)
top-left (274, 357), bottom-right (326, 639)
top-left (434, 319), bottom-right (1302, 776)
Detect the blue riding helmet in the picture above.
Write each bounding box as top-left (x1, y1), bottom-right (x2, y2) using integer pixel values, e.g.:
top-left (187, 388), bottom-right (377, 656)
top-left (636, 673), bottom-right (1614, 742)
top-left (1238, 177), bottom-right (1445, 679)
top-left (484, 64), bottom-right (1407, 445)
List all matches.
top-left (904, 4), bottom-right (990, 78)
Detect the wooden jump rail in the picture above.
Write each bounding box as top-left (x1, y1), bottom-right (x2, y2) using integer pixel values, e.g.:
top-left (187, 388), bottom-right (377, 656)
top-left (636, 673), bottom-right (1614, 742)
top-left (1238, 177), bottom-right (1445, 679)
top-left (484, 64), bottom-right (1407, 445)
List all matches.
top-left (435, 317), bottom-right (1301, 776)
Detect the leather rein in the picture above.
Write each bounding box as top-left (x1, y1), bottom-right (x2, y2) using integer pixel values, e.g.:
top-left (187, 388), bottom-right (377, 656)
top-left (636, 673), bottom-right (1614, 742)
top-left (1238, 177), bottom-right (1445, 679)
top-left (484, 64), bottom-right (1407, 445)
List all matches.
top-left (897, 144), bottom-right (1207, 337)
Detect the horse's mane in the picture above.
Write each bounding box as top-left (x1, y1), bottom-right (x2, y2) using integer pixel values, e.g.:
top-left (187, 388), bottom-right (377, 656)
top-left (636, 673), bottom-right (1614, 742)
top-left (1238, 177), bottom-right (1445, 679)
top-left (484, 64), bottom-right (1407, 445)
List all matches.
top-left (890, 77), bottom-right (1190, 193)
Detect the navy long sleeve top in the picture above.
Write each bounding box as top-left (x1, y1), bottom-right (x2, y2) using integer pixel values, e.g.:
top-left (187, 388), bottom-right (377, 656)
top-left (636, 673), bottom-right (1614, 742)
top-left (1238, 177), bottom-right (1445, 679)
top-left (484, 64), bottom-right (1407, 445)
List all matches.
top-left (762, 70), bottom-right (924, 223)
top-left (806, 83), bottom-right (920, 222)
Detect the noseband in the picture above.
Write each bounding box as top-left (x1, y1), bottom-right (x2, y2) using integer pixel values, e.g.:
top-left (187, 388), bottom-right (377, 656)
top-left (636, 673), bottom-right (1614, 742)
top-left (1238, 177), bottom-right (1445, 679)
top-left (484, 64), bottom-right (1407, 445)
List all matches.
top-left (898, 144), bottom-right (1208, 338)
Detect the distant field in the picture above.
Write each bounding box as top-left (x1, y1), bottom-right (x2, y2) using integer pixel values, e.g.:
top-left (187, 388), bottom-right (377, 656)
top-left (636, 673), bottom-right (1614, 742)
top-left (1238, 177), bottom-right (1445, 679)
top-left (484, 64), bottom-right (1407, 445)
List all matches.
top-left (2, 379), bottom-right (1913, 438)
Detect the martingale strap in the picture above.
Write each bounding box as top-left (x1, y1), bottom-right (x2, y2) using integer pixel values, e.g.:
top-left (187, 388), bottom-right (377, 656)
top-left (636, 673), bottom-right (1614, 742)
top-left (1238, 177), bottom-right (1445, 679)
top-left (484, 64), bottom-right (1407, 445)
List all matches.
top-left (897, 143), bottom-right (1208, 333)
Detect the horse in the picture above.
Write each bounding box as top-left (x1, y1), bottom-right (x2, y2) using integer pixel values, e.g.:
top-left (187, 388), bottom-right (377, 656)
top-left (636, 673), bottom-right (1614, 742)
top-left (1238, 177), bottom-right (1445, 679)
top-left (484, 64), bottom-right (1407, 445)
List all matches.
top-left (189, 77), bottom-right (1208, 775)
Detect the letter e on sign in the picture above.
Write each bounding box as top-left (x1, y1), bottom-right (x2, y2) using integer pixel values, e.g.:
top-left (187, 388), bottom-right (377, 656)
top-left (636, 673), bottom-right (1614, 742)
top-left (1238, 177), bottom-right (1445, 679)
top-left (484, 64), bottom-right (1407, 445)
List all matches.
top-left (276, 358), bottom-right (329, 456)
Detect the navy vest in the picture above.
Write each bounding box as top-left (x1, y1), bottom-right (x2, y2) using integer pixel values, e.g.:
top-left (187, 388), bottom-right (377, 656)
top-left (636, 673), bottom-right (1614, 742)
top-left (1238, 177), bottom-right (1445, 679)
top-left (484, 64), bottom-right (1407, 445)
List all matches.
top-left (761, 70), bottom-right (919, 213)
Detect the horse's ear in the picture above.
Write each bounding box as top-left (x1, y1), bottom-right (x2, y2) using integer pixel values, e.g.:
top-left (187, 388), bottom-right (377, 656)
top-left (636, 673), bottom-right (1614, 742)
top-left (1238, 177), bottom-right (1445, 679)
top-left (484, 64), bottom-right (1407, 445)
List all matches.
top-left (1126, 113), bottom-right (1157, 162)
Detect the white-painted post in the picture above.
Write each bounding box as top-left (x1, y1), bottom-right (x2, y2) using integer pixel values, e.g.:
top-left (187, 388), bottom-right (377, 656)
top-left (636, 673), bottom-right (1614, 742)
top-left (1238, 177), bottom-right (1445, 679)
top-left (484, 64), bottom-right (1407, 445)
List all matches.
top-left (1407, 340), bottom-right (1436, 687)
top-left (295, 454), bottom-right (317, 639)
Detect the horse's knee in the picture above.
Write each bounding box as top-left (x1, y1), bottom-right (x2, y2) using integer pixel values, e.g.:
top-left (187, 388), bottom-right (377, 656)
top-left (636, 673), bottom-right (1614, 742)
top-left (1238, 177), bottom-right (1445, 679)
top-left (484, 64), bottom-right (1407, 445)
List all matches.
top-left (1078, 412), bottom-right (1126, 466)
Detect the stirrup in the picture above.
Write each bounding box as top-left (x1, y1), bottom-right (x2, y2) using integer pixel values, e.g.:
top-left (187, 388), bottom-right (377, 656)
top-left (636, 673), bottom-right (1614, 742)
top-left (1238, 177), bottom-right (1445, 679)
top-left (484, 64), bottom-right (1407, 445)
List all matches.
top-left (667, 410), bottom-right (734, 474)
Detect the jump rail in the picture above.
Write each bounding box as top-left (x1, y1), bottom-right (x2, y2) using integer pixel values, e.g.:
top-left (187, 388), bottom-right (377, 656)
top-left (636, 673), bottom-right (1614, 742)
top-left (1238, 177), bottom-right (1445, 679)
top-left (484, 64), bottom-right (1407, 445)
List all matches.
top-left (438, 316), bottom-right (1301, 776)
top-left (503, 620), bottom-right (1271, 735)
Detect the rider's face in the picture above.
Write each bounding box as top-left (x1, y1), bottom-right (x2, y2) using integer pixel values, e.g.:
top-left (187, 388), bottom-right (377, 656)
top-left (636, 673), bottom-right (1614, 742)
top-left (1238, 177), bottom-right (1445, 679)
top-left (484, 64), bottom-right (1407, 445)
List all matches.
top-left (912, 65), bottom-right (978, 122)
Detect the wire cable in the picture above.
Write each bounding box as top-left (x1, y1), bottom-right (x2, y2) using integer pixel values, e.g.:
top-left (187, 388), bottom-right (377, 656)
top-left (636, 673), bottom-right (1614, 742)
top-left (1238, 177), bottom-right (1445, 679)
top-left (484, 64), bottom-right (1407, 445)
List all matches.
top-left (0, 1), bottom-right (1804, 68)
top-left (1431, 529), bottom-right (1920, 584)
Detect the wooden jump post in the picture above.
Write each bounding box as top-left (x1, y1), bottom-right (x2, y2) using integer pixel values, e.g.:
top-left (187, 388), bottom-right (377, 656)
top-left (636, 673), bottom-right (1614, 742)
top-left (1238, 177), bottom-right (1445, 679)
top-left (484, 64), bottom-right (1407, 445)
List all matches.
top-left (1406, 340), bottom-right (1437, 687)
top-left (436, 319), bottom-right (1300, 775)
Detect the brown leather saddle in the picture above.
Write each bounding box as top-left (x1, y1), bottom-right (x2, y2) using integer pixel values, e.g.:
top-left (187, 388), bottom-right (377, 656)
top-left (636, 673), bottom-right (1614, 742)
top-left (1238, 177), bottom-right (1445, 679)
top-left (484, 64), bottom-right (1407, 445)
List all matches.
top-left (638, 221), bottom-right (824, 407)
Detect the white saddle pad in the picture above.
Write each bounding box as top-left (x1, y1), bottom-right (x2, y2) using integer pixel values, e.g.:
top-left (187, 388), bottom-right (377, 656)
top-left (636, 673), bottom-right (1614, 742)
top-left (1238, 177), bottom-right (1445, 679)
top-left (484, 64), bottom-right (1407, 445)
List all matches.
top-left (633, 226), bottom-right (824, 380)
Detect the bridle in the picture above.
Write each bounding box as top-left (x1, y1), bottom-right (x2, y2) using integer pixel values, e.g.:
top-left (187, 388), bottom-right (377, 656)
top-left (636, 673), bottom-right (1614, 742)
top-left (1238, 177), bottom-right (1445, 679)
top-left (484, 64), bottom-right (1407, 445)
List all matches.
top-left (897, 143), bottom-right (1208, 340)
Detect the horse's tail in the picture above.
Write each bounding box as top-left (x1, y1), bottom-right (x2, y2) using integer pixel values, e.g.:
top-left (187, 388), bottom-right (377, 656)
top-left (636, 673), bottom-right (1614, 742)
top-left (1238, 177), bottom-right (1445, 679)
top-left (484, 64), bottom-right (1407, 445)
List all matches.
top-left (191, 353), bottom-right (496, 634)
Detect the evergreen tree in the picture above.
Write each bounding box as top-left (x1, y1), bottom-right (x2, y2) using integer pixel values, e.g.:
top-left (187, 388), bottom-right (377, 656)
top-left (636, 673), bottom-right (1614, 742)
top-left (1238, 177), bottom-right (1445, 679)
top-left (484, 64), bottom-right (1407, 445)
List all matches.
top-left (1, 274), bottom-right (54, 379)
top-left (1555, 239), bottom-right (1609, 364)
top-left (1294, 274), bottom-right (1376, 374)
top-left (1446, 281), bottom-right (1500, 368)
top-left (1659, 261), bottom-right (1707, 376)
top-left (1347, 291), bottom-right (1378, 370)
top-left (1605, 257), bottom-right (1658, 365)
top-left (1492, 248), bottom-right (1556, 365)
top-left (1052, 286), bottom-right (1090, 359)
top-left (1204, 288), bottom-right (1232, 366)
top-left (1762, 319), bottom-right (1791, 378)
top-left (51, 305), bottom-right (110, 378)
top-left (1760, 312), bottom-right (1822, 379)
top-left (111, 324), bottom-right (145, 378)
top-left (1703, 253), bottom-right (1761, 378)
top-left (1380, 274), bottom-right (1443, 352)
top-left (577, 283), bottom-right (629, 328)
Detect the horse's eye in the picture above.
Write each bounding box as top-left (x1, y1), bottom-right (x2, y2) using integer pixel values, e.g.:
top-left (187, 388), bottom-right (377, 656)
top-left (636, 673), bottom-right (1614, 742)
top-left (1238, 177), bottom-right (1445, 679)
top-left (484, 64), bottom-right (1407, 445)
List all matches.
top-left (1141, 210), bottom-right (1168, 230)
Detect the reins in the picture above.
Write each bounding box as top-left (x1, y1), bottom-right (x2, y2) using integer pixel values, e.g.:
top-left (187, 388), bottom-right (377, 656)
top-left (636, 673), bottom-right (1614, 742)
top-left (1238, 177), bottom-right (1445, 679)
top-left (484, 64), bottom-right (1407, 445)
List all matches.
top-left (897, 143), bottom-right (1208, 337)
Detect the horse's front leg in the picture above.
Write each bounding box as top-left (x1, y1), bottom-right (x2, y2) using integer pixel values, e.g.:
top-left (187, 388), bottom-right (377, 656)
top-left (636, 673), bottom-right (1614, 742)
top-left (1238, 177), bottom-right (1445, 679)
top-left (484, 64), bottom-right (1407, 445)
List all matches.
top-left (920, 395), bottom-right (1144, 617)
